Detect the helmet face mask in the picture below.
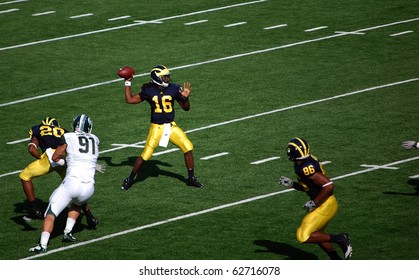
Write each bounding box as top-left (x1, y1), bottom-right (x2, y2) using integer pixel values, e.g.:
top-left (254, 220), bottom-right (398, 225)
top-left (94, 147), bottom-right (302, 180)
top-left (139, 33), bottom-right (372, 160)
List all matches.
top-left (150, 65), bottom-right (171, 87)
top-left (286, 137), bottom-right (310, 161)
top-left (42, 117), bottom-right (60, 127)
top-left (72, 114), bottom-right (93, 133)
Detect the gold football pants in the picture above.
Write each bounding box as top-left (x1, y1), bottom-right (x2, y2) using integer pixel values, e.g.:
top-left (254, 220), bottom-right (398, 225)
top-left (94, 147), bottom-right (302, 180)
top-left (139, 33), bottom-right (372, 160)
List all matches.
top-left (19, 152), bottom-right (66, 181)
top-left (296, 195), bottom-right (338, 243)
top-left (141, 122), bottom-right (193, 161)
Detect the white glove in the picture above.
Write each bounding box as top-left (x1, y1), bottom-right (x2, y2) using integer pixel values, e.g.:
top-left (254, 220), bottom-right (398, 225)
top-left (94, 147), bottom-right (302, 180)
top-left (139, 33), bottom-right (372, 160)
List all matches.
top-left (279, 176), bottom-right (293, 188)
top-left (45, 148), bottom-right (65, 167)
top-left (95, 163), bottom-right (106, 173)
top-left (303, 200), bottom-right (316, 212)
top-left (402, 141), bottom-right (418, 149)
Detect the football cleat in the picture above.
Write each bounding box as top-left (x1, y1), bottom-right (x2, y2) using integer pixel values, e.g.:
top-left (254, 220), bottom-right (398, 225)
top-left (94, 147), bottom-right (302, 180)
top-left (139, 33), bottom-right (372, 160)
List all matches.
top-left (62, 232), bottom-right (77, 242)
top-left (337, 233), bottom-right (353, 260)
top-left (29, 244), bottom-right (47, 254)
top-left (86, 216), bottom-right (98, 230)
top-left (121, 177), bottom-right (133, 190)
top-left (23, 209), bottom-right (43, 222)
top-left (187, 177), bottom-right (204, 188)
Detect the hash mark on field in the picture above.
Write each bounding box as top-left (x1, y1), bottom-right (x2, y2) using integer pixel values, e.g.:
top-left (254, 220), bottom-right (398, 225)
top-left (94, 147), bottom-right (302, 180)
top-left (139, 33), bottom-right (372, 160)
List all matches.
top-left (390, 30), bottom-right (413, 37)
top-left (360, 164), bottom-right (399, 170)
top-left (263, 24), bottom-right (287, 30)
top-left (108, 15), bottom-right (131, 21)
top-left (224, 22), bottom-right (247, 28)
top-left (305, 26), bottom-right (328, 32)
top-left (69, 13), bottom-right (94, 19)
top-left (184, 20), bottom-right (208, 25)
top-left (0, 8), bottom-right (18, 14)
top-left (250, 157), bottom-right (280, 165)
top-left (409, 174), bottom-right (419, 179)
top-left (200, 152), bottom-right (229, 160)
top-left (32, 11), bottom-right (56, 16)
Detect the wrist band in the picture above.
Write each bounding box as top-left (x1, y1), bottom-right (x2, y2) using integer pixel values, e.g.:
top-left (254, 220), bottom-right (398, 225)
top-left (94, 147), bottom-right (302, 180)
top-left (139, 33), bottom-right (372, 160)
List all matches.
top-left (416, 142), bottom-right (419, 149)
top-left (125, 81), bottom-right (131, 87)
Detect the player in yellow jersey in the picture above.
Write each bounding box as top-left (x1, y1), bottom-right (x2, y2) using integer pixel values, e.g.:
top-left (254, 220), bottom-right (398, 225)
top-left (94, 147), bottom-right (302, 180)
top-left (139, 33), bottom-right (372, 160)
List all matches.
top-left (19, 117), bottom-right (99, 229)
top-left (279, 137), bottom-right (352, 260)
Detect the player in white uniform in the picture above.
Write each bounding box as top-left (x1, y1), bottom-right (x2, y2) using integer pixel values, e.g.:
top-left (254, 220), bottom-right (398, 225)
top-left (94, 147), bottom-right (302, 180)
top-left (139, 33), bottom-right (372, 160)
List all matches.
top-left (29, 114), bottom-right (100, 254)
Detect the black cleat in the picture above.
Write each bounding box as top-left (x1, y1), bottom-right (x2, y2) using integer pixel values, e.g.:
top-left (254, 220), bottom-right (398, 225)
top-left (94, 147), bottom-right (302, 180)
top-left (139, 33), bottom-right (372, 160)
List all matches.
top-left (187, 177), bottom-right (204, 188)
top-left (337, 233), bottom-right (353, 260)
top-left (121, 177), bottom-right (133, 190)
top-left (62, 232), bottom-right (77, 242)
top-left (23, 209), bottom-right (43, 222)
top-left (86, 216), bottom-right (98, 230)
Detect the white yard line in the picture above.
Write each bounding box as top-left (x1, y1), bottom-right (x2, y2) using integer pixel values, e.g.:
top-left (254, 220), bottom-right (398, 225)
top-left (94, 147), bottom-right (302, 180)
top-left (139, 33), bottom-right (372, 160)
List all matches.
top-left (0, 0), bottom-right (27, 5)
top-left (22, 155), bottom-right (419, 260)
top-left (389, 30), bottom-right (413, 37)
top-left (2, 17), bottom-right (418, 108)
top-left (0, 0), bottom-right (268, 52)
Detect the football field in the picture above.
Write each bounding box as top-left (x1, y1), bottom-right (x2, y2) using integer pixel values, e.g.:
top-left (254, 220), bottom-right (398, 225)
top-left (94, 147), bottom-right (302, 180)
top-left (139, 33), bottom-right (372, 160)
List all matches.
top-left (1, 0), bottom-right (418, 269)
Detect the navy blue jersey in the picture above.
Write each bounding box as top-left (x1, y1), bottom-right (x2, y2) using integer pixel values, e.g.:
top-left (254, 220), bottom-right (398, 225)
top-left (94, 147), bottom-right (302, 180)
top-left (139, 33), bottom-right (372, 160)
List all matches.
top-left (29, 124), bottom-right (66, 153)
top-left (294, 155), bottom-right (332, 200)
top-left (139, 82), bottom-right (184, 124)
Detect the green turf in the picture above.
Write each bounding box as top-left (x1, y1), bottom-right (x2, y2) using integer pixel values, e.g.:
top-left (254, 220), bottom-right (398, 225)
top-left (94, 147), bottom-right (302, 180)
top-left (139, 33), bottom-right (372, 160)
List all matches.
top-left (0, 0), bottom-right (418, 261)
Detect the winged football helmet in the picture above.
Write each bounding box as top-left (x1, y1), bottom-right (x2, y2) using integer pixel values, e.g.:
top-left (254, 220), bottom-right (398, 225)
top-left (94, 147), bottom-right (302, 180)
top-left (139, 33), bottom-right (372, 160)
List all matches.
top-left (42, 117), bottom-right (60, 127)
top-left (72, 114), bottom-right (93, 133)
top-left (150, 65), bottom-right (171, 87)
top-left (286, 137), bottom-right (310, 161)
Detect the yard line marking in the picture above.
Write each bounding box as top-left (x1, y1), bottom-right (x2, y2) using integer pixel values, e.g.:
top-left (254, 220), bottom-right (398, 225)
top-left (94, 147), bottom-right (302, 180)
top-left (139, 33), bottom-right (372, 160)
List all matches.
top-left (22, 188), bottom-right (295, 260)
top-left (69, 13), bottom-right (94, 19)
top-left (332, 156), bottom-right (419, 180)
top-left (250, 157), bottom-right (280, 165)
top-left (390, 30), bottom-right (413, 37)
top-left (0, 170), bottom-right (21, 178)
top-left (334, 31), bottom-right (365, 35)
top-left (32, 11), bottom-right (56, 16)
top-left (111, 144), bottom-right (145, 149)
top-left (184, 19), bottom-right (208, 25)
top-left (409, 174), bottom-right (419, 179)
top-left (0, 8), bottom-right (18, 13)
top-left (0, 0), bottom-right (268, 52)
top-left (321, 161), bottom-right (331, 165)
top-left (1, 17), bottom-right (419, 107)
top-left (200, 152), bottom-right (229, 160)
top-left (263, 24), bottom-right (287, 30)
top-left (184, 78), bottom-right (419, 134)
top-left (305, 26), bottom-right (328, 32)
top-left (22, 155), bottom-right (419, 260)
top-left (224, 22), bottom-right (247, 28)
top-left (108, 15), bottom-right (131, 21)
top-left (0, 0), bottom-right (27, 5)
top-left (3, 78), bottom-right (419, 170)
top-left (7, 137), bottom-right (29, 144)
top-left (360, 164), bottom-right (399, 170)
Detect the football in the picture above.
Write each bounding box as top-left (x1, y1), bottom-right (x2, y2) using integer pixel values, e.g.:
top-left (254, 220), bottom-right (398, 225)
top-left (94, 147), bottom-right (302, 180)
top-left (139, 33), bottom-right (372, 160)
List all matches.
top-left (118, 66), bottom-right (135, 79)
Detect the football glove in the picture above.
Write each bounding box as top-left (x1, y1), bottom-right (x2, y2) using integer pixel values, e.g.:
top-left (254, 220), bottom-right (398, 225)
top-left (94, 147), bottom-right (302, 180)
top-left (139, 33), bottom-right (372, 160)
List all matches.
top-left (402, 141), bottom-right (418, 149)
top-left (45, 148), bottom-right (65, 167)
top-left (95, 163), bottom-right (106, 173)
top-left (303, 200), bottom-right (316, 212)
top-left (279, 176), bottom-right (293, 188)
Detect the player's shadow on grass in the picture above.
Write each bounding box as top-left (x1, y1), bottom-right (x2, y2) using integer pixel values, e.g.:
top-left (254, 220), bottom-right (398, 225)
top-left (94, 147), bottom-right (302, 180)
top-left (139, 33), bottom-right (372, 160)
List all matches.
top-left (11, 200), bottom-right (93, 239)
top-left (253, 240), bottom-right (318, 260)
top-left (99, 156), bottom-right (188, 185)
top-left (382, 179), bottom-right (419, 196)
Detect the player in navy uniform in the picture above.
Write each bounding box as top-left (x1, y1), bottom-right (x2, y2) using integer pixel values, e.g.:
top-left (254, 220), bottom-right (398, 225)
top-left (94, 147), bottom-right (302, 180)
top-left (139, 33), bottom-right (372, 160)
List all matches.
top-left (120, 65), bottom-right (203, 190)
top-left (19, 117), bottom-right (99, 229)
top-left (279, 137), bottom-right (352, 260)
